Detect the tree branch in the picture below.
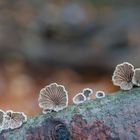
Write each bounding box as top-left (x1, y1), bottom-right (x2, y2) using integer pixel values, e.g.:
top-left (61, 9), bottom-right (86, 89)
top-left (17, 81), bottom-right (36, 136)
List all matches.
top-left (0, 88), bottom-right (140, 140)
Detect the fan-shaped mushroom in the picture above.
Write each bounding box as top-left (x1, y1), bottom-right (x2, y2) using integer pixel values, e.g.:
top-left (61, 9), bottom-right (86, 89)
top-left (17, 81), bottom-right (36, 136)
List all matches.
top-left (38, 83), bottom-right (68, 113)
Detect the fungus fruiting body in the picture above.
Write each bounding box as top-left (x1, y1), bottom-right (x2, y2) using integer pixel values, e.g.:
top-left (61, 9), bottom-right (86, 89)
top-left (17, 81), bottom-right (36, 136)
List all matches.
top-left (132, 68), bottom-right (140, 86)
top-left (38, 83), bottom-right (68, 113)
top-left (112, 62), bottom-right (134, 90)
top-left (82, 88), bottom-right (93, 100)
top-left (2, 110), bottom-right (27, 130)
top-left (0, 110), bottom-right (4, 130)
top-left (96, 91), bottom-right (105, 98)
top-left (73, 93), bottom-right (86, 105)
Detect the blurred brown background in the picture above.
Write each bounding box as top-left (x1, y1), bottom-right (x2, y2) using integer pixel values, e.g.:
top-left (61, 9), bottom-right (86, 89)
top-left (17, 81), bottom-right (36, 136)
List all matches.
top-left (0, 0), bottom-right (139, 116)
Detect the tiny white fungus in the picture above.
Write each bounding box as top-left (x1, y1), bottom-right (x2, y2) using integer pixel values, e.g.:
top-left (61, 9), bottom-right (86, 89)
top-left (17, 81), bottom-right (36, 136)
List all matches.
top-left (96, 91), bottom-right (105, 98)
top-left (72, 93), bottom-right (86, 105)
top-left (82, 88), bottom-right (93, 100)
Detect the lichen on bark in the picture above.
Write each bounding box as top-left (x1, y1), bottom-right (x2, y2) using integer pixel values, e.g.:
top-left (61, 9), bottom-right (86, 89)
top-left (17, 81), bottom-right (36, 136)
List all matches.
top-left (0, 88), bottom-right (140, 140)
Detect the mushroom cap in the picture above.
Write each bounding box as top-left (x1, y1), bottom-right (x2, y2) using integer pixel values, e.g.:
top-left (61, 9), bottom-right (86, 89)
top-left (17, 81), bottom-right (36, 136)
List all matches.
top-left (73, 93), bottom-right (86, 104)
top-left (2, 110), bottom-right (27, 130)
top-left (112, 62), bottom-right (134, 90)
top-left (132, 68), bottom-right (140, 86)
top-left (82, 88), bottom-right (93, 99)
top-left (96, 91), bottom-right (105, 98)
top-left (38, 83), bottom-right (68, 112)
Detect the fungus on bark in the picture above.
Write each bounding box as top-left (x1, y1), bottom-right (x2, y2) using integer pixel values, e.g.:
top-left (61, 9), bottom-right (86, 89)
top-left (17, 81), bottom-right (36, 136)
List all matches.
top-left (96, 91), bottom-right (105, 98)
top-left (132, 68), bottom-right (140, 86)
top-left (2, 110), bottom-right (27, 130)
top-left (73, 93), bottom-right (86, 104)
top-left (38, 83), bottom-right (68, 113)
top-left (82, 88), bottom-right (93, 100)
top-left (112, 62), bottom-right (134, 90)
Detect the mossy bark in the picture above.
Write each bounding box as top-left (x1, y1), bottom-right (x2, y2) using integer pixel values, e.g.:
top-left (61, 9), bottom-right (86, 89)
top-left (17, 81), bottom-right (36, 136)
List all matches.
top-left (0, 88), bottom-right (140, 140)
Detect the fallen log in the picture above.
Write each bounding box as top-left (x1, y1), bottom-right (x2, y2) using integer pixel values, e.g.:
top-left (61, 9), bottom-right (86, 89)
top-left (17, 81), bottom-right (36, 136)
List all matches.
top-left (0, 88), bottom-right (140, 140)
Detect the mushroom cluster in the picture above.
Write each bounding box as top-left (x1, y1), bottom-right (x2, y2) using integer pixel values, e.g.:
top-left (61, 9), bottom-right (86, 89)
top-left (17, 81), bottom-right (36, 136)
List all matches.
top-left (72, 88), bottom-right (105, 105)
top-left (0, 61), bottom-right (138, 133)
top-left (38, 83), bottom-right (106, 112)
top-left (38, 62), bottom-right (139, 114)
top-left (112, 62), bottom-right (140, 90)
top-left (72, 88), bottom-right (93, 105)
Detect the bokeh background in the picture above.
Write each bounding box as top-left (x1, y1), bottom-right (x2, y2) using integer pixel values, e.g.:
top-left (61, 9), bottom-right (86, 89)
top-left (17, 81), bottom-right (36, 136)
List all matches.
top-left (0, 0), bottom-right (139, 116)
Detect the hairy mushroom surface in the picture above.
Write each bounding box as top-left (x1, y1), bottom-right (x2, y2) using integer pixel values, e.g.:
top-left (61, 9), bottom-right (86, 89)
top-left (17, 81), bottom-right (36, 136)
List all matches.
top-left (2, 110), bottom-right (27, 130)
top-left (132, 68), bottom-right (140, 86)
top-left (82, 88), bottom-right (93, 100)
top-left (73, 93), bottom-right (86, 105)
top-left (38, 83), bottom-right (68, 113)
top-left (96, 91), bottom-right (105, 99)
top-left (112, 62), bottom-right (134, 90)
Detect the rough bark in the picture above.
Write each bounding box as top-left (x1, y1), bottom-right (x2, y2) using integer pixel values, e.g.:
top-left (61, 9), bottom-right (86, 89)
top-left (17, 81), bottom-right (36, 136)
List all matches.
top-left (0, 88), bottom-right (140, 140)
